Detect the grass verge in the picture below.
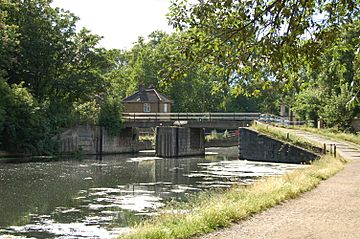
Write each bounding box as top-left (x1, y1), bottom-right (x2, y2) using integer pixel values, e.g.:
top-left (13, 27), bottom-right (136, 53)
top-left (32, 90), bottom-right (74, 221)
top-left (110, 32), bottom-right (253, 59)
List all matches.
top-left (252, 122), bottom-right (323, 152)
top-left (120, 156), bottom-right (346, 239)
top-left (288, 126), bottom-right (360, 146)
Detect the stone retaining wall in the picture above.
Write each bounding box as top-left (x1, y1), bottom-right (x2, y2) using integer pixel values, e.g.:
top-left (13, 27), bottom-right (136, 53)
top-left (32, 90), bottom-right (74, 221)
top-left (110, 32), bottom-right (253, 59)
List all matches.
top-left (238, 127), bottom-right (319, 164)
top-left (58, 125), bottom-right (139, 154)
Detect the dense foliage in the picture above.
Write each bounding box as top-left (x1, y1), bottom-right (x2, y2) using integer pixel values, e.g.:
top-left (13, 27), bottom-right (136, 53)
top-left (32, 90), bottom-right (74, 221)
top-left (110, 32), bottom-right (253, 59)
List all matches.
top-left (0, 0), bottom-right (120, 154)
top-left (1, 0), bottom-right (359, 154)
top-left (167, 0), bottom-right (360, 129)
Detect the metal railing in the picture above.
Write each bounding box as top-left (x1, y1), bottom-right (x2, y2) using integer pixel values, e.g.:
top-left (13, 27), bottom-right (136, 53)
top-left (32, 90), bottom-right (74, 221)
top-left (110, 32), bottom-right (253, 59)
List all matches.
top-left (122, 112), bottom-right (261, 122)
top-left (257, 114), bottom-right (313, 126)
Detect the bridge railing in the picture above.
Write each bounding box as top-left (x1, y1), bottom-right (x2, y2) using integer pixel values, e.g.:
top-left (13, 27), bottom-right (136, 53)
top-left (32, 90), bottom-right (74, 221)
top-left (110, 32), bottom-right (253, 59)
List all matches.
top-left (122, 112), bottom-right (261, 122)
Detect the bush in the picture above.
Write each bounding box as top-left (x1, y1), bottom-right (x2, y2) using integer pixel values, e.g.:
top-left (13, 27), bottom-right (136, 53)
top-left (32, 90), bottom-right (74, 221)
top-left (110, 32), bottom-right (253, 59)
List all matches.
top-left (98, 96), bottom-right (123, 135)
top-left (73, 100), bottom-right (100, 125)
top-left (1, 82), bottom-right (55, 154)
top-left (292, 87), bottom-right (322, 122)
top-left (319, 84), bottom-right (353, 129)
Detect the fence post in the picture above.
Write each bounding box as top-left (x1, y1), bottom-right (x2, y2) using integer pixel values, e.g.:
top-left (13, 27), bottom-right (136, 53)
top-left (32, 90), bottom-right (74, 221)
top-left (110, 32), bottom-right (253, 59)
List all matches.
top-left (323, 143), bottom-right (327, 154)
top-left (209, 113), bottom-right (211, 121)
top-left (334, 144), bottom-right (337, 157)
top-left (330, 144), bottom-right (333, 155)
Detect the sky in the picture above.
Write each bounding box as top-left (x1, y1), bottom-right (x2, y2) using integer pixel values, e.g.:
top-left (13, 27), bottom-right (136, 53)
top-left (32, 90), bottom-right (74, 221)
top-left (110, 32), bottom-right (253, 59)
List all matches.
top-left (51, 0), bottom-right (175, 50)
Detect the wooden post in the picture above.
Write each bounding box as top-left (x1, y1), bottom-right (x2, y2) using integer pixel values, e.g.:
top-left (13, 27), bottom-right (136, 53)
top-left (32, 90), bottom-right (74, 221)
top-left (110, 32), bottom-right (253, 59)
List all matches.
top-left (330, 144), bottom-right (333, 155)
top-left (323, 143), bottom-right (327, 154)
top-left (286, 133), bottom-right (289, 140)
top-left (334, 144), bottom-right (337, 157)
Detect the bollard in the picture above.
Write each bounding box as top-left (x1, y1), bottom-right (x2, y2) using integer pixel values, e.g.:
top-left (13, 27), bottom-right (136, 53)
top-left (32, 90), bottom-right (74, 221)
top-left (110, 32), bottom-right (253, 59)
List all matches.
top-left (286, 133), bottom-right (289, 140)
top-left (334, 144), bottom-right (337, 157)
top-left (323, 143), bottom-right (327, 154)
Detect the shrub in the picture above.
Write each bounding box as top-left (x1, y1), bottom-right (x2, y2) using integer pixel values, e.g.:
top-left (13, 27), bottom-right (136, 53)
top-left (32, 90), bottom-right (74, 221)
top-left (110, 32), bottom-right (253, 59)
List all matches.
top-left (98, 96), bottom-right (123, 135)
top-left (319, 84), bottom-right (353, 130)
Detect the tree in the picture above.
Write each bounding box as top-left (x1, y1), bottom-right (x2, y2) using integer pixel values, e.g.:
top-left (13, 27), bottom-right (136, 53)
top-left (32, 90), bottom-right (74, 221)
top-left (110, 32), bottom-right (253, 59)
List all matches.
top-left (319, 84), bottom-right (354, 129)
top-left (292, 87), bottom-right (322, 122)
top-left (1, 82), bottom-right (55, 154)
top-left (0, 0), bottom-right (18, 78)
top-left (111, 31), bottom-right (227, 112)
top-left (0, 0), bottom-right (120, 154)
top-left (167, 0), bottom-right (359, 95)
top-left (98, 96), bottom-right (123, 135)
top-left (291, 20), bottom-right (359, 128)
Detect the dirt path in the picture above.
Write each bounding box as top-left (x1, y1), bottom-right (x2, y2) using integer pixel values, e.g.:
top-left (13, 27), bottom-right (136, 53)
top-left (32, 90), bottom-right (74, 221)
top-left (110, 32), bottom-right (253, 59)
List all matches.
top-left (198, 130), bottom-right (360, 239)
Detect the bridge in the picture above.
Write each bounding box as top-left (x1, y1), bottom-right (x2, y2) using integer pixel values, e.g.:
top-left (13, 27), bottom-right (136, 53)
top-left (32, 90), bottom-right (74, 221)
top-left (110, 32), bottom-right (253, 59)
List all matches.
top-left (59, 112), bottom-right (306, 158)
top-left (123, 112), bottom-right (261, 129)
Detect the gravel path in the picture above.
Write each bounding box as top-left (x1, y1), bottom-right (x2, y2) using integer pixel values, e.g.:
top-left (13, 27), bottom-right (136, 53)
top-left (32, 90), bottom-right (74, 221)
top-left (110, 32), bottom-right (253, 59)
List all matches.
top-left (198, 130), bottom-right (360, 239)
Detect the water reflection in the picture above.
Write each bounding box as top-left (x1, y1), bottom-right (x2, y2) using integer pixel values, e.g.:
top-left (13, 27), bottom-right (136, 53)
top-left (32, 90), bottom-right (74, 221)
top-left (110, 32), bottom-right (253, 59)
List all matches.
top-left (0, 147), bottom-right (304, 238)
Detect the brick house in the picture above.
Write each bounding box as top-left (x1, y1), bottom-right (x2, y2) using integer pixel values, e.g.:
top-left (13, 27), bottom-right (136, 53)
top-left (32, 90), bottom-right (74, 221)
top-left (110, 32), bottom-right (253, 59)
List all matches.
top-left (123, 85), bottom-right (173, 113)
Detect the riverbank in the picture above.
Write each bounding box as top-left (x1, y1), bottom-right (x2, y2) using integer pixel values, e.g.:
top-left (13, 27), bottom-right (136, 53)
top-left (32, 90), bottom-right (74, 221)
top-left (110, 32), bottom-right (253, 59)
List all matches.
top-left (120, 127), bottom-right (346, 239)
top-left (199, 126), bottom-right (360, 239)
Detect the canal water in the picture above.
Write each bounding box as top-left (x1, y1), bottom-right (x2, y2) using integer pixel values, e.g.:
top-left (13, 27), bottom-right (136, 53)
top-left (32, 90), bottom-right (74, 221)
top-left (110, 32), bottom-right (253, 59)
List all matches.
top-left (0, 147), bottom-right (304, 239)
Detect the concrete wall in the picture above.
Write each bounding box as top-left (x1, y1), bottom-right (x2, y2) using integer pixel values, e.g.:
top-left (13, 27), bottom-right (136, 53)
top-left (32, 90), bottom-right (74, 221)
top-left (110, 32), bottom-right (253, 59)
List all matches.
top-left (124, 102), bottom-right (171, 113)
top-left (238, 127), bottom-right (319, 164)
top-left (58, 125), bottom-right (139, 154)
top-left (156, 127), bottom-right (205, 157)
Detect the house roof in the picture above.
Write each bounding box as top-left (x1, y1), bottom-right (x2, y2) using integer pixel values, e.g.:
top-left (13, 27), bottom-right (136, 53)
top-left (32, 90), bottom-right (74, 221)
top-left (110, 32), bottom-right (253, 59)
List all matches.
top-left (123, 88), bottom-right (173, 103)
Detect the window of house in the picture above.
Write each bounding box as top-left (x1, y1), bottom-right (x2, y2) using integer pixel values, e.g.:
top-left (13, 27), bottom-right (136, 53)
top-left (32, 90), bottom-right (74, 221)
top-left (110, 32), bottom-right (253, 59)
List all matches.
top-left (143, 103), bottom-right (151, 112)
top-left (163, 103), bottom-right (168, 113)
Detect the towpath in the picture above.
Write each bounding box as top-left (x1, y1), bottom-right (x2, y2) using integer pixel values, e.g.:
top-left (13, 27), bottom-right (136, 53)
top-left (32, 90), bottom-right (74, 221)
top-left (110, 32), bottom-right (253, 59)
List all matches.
top-left (198, 129), bottom-right (360, 239)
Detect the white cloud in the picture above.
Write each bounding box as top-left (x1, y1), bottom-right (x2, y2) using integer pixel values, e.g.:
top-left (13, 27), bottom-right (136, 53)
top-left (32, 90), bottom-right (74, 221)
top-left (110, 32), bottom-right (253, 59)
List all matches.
top-left (51, 0), bottom-right (174, 49)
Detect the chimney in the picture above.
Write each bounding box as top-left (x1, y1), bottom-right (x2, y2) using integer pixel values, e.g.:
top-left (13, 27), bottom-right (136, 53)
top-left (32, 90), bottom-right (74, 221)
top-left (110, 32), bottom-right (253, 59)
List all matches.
top-left (138, 84), bottom-right (145, 92)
